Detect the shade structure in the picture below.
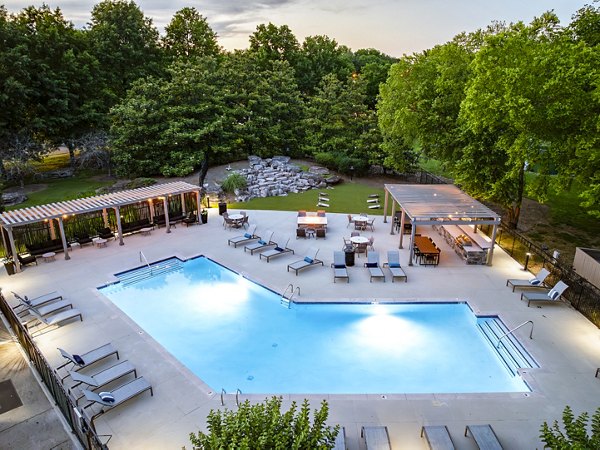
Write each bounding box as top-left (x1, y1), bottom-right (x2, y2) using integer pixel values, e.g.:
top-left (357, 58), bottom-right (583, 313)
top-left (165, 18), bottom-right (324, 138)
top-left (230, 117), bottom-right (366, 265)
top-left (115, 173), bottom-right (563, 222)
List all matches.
top-left (0, 181), bottom-right (202, 272)
top-left (383, 184), bottom-right (501, 266)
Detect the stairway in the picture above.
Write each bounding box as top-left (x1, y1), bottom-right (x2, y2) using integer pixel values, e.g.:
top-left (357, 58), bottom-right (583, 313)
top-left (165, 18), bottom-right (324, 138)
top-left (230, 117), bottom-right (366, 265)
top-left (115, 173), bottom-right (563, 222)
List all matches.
top-left (115, 257), bottom-right (184, 286)
top-left (477, 317), bottom-right (538, 376)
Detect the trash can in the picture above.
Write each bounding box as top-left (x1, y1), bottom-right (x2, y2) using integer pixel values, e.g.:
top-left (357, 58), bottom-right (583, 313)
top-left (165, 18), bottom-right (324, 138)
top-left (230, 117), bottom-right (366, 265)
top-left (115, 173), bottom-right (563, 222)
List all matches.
top-left (218, 202), bottom-right (227, 216)
top-left (4, 261), bottom-right (15, 276)
top-left (201, 210), bottom-right (208, 224)
top-left (344, 245), bottom-right (355, 267)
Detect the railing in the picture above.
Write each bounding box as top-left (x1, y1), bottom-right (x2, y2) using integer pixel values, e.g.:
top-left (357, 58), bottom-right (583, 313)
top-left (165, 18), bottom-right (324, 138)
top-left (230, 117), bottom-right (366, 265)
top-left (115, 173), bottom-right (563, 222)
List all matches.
top-left (139, 251), bottom-right (151, 274)
top-left (0, 291), bottom-right (108, 449)
top-left (496, 320), bottom-right (534, 348)
top-left (281, 284), bottom-right (300, 308)
top-left (236, 388), bottom-right (242, 407)
top-left (220, 388), bottom-right (226, 406)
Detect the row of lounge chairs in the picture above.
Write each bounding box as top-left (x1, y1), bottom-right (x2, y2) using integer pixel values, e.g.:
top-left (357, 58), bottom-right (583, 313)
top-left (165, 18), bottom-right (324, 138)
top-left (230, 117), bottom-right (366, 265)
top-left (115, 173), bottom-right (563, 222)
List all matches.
top-left (506, 269), bottom-right (570, 307)
top-left (422, 423), bottom-right (503, 449)
top-left (332, 251), bottom-right (408, 283)
top-left (228, 226), bottom-right (296, 261)
top-left (56, 343), bottom-right (153, 431)
top-left (12, 291), bottom-right (83, 336)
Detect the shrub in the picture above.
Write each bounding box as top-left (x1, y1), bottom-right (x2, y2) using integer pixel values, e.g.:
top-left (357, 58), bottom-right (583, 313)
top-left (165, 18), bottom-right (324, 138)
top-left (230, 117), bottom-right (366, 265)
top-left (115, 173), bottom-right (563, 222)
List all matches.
top-left (189, 396), bottom-right (339, 450)
top-left (221, 172), bottom-right (247, 193)
top-left (540, 405), bottom-right (600, 449)
top-left (125, 178), bottom-right (156, 189)
top-left (314, 152), bottom-right (338, 170)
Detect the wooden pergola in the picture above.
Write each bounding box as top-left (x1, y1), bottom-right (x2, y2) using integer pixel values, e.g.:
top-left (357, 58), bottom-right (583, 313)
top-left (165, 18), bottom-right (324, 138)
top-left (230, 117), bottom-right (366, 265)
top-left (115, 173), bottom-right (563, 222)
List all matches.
top-left (0, 181), bottom-right (202, 273)
top-left (382, 184), bottom-right (501, 266)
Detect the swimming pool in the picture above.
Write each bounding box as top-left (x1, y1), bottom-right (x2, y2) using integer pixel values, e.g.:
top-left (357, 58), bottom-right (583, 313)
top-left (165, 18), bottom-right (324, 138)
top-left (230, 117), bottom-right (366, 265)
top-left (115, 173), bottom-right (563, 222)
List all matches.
top-left (99, 256), bottom-right (532, 394)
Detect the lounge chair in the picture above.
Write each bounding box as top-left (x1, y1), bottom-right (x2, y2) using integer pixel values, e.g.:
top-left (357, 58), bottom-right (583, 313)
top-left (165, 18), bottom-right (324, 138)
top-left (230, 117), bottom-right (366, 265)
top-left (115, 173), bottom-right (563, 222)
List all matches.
top-left (82, 377), bottom-right (153, 429)
top-left (12, 291), bottom-right (63, 311)
top-left (361, 426), bottom-right (391, 450)
top-left (464, 424), bottom-right (502, 450)
top-left (228, 225), bottom-right (259, 247)
top-left (18, 298), bottom-right (73, 318)
top-left (364, 252), bottom-right (385, 282)
top-left (520, 280), bottom-right (569, 307)
top-left (333, 426), bottom-right (346, 450)
top-left (17, 254), bottom-right (37, 266)
top-left (287, 248), bottom-right (324, 275)
top-left (56, 343), bottom-right (119, 374)
top-left (69, 360), bottom-right (137, 403)
top-left (421, 425), bottom-right (455, 450)
top-left (245, 230), bottom-right (276, 255)
top-left (384, 251), bottom-right (407, 283)
top-left (25, 308), bottom-right (83, 335)
top-left (260, 238), bottom-right (294, 262)
top-left (331, 251), bottom-right (349, 283)
top-left (506, 268), bottom-right (550, 292)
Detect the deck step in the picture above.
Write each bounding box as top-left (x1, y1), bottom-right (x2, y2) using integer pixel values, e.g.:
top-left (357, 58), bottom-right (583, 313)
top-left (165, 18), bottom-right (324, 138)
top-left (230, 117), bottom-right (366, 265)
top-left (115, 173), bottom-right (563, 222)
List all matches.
top-left (477, 317), bottom-right (537, 376)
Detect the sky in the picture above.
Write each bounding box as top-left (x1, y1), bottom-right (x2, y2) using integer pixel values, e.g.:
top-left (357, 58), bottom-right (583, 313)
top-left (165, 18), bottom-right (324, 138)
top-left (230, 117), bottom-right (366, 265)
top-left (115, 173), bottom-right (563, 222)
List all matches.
top-left (2, 0), bottom-right (584, 57)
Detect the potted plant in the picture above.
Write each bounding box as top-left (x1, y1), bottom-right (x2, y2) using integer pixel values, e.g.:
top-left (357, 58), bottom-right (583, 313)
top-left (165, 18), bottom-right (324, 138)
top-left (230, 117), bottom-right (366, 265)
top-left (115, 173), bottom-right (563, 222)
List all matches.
top-left (200, 209), bottom-right (208, 224)
top-left (4, 256), bottom-right (15, 276)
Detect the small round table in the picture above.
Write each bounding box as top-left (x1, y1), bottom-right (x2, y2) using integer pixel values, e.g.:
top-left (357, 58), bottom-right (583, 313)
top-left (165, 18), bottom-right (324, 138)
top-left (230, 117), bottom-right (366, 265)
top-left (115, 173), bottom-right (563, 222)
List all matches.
top-left (140, 227), bottom-right (153, 236)
top-left (350, 236), bottom-right (369, 245)
top-left (93, 238), bottom-right (107, 248)
top-left (41, 252), bottom-right (56, 262)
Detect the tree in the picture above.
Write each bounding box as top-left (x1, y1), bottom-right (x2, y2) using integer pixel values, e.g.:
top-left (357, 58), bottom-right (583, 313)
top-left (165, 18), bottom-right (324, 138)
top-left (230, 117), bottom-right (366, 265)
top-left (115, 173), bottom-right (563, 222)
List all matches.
top-left (88, 0), bottom-right (163, 111)
top-left (0, 133), bottom-right (43, 187)
top-left (162, 7), bottom-right (220, 60)
top-left (76, 131), bottom-right (111, 175)
top-left (248, 23), bottom-right (299, 69)
top-left (296, 35), bottom-right (354, 95)
top-left (189, 396), bottom-right (339, 450)
top-left (540, 405), bottom-right (600, 449)
top-left (353, 48), bottom-right (397, 108)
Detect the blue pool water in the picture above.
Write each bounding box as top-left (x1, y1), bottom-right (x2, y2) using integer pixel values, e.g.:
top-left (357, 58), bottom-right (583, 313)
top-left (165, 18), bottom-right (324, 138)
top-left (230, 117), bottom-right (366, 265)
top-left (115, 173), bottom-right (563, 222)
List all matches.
top-left (99, 256), bottom-right (530, 394)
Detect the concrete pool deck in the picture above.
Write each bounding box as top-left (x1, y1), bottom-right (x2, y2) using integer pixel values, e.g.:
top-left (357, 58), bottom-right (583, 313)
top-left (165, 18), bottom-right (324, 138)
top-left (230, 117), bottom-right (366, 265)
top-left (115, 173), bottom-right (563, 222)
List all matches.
top-left (2, 208), bottom-right (600, 449)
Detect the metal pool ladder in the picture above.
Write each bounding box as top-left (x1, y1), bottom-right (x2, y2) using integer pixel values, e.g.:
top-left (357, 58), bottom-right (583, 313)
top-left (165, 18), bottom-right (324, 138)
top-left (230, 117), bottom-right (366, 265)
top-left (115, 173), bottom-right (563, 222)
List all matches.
top-left (496, 320), bottom-right (534, 348)
top-left (281, 284), bottom-right (300, 308)
top-left (139, 251), bottom-right (152, 275)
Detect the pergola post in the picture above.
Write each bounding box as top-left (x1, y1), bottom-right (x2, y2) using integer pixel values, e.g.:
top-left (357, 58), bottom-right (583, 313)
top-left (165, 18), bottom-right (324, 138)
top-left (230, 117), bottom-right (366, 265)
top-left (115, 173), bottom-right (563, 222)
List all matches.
top-left (399, 211), bottom-right (406, 249)
top-left (49, 219), bottom-right (57, 240)
top-left (163, 197), bottom-right (171, 233)
top-left (102, 209), bottom-right (109, 228)
top-left (115, 206), bottom-right (124, 246)
top-left (57, 218), bottom-right (70, 260)
top-left (148, 200), bottom-right (155, 224)
top-left (383, 189), bottom-right (389, 223)
top-left (180, 193), bottom-right (186, 214)
top-left (408, 220), bottom-right (417, 266)
top-left (7, 227), bottom-right (20, 273)
top-left (487, 223), bottom-right (499, 266)
top-left (389, 201), bottom-right (396, 235)
top-left (195, 191), bottom-right (202, 223)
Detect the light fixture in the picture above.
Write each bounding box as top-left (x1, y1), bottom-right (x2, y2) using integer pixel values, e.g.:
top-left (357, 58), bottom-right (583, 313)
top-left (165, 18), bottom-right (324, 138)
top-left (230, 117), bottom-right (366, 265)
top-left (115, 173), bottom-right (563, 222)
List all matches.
top-left (523, 252), bottom-right (531, 271)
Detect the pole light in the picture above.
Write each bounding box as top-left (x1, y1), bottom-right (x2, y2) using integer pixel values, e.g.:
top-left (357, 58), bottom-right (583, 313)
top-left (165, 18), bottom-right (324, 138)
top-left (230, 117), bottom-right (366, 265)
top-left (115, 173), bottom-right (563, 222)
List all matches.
top-left (523, 252), bottom-right (531, 271)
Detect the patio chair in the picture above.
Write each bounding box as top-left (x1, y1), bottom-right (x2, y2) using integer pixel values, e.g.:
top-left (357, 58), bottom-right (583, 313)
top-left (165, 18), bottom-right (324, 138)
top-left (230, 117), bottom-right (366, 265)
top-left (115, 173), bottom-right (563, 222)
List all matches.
top-left (364, 252), bottom-right (385, 282)
top-left (182, 212), bottom-right (197, 226)
top-left (17, 254), bottom-right (37, 266)
top-left (245, 230), bottom-right (276, 255)
top-left (298, 210), bottom-right (306, 217)
top-left (69, 360), bottom-right (137, 403)
top-left (25, 308), bottom-right (83, 336)
top-left (367, 218), bottom-right (376, 231)
top-left (296, 227), bottom-right (307, 239)
top-left (316, 228), bottom-right (326, 239)
top-left (506, 268), bottom-right (550, 292)
top-left (421, 425), bottom-right (455, 450)
top-left (82, 377), bottom-right (153, 429)
top-left (384, 250), bottom-right (408, 283)
top-left (333, 426), bottom-right (346, 450)
top-left (355, 242), bottom-right (368, 257)
top-left (464, 424), bottom-right (503, 450)
top-left (75, 233), bottom-right (93, 246)
top-left (12, 291), bottom-right (63, 311)
top-left (368, 236), bottom-right (375, 250)
top-left (241, 215), bottom-right (250, 229)
top-left (97, 227), bottom-right (115, 240)
top-left (520, 281), bottom-right (569, 307)
top-left (287, 248), bottom-right (324, 275)
top-left (331, 251), bottom-right (349, 283)
top-left (342, 237), bottom-right (352, 248)
top-left (56, 343), bottom-right (119, 374)
top-left (222, 211), bottom-right (230, 227)
top-left (18, 298), bottom-right (74, 318)
top-left (351, 231), bottom-right (360, 237)
top-left (228, 225), bottom-right (259, 247)
top-left (347, 214), bottom-right (354, 228)
top-left (361, 426), bottom-right (391, 450)
top-left (260, 238), bottom-right (295, 262)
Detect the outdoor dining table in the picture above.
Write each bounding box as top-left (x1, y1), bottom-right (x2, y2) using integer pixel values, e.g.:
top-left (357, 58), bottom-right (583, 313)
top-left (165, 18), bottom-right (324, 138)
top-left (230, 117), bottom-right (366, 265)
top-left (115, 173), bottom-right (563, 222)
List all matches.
top-left (297, 215), bottom-right (327, 228)
top-left (414, 235), bottom-right (440, 266)
top-left (228, 214), bottom-right (244, 228)
top-left (352, 215), bottom-right (368, 230)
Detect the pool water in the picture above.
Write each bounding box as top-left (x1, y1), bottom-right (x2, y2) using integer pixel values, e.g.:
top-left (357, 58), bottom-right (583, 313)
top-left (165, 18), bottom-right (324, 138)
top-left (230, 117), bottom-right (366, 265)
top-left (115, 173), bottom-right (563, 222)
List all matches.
top-left (99, 256), bottom-right (530, 394)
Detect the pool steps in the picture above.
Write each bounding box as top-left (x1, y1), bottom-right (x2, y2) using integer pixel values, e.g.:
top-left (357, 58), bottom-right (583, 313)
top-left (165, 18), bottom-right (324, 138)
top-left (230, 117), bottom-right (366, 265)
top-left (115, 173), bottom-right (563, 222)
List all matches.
top-left (116, 257), bottom-right (184, 286)
top-left (477, 317), bottom-right (538, 376)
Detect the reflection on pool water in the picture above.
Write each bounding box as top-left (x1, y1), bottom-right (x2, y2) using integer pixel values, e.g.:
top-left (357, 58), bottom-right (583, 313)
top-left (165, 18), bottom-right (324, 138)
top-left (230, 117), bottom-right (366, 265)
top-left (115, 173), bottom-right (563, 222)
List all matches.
top-left (99, 256), bottom-right (531, 394)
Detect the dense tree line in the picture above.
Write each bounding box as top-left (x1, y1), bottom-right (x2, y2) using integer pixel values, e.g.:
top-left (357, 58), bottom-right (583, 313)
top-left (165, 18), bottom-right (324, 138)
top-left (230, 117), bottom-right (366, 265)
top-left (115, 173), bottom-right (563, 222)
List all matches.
top-left (378, 5), bottom-right (600, 225)
top-left (0, 0), bottom-right (395, 190)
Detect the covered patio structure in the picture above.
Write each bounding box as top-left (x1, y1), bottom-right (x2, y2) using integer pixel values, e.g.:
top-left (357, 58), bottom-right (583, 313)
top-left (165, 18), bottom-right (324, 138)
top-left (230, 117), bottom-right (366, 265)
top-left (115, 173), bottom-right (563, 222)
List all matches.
top-left (382, 184), bottom-right (501, 266)
top-left (0, 181), bottom-right (202, 273)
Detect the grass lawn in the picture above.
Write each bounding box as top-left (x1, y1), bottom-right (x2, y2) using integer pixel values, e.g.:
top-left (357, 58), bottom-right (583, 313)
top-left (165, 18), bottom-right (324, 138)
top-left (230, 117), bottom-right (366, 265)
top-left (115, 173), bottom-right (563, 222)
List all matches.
top-left (8, 175), bottom-right (113, 210)
top-left (228, 181), bottom-right (386, 215)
